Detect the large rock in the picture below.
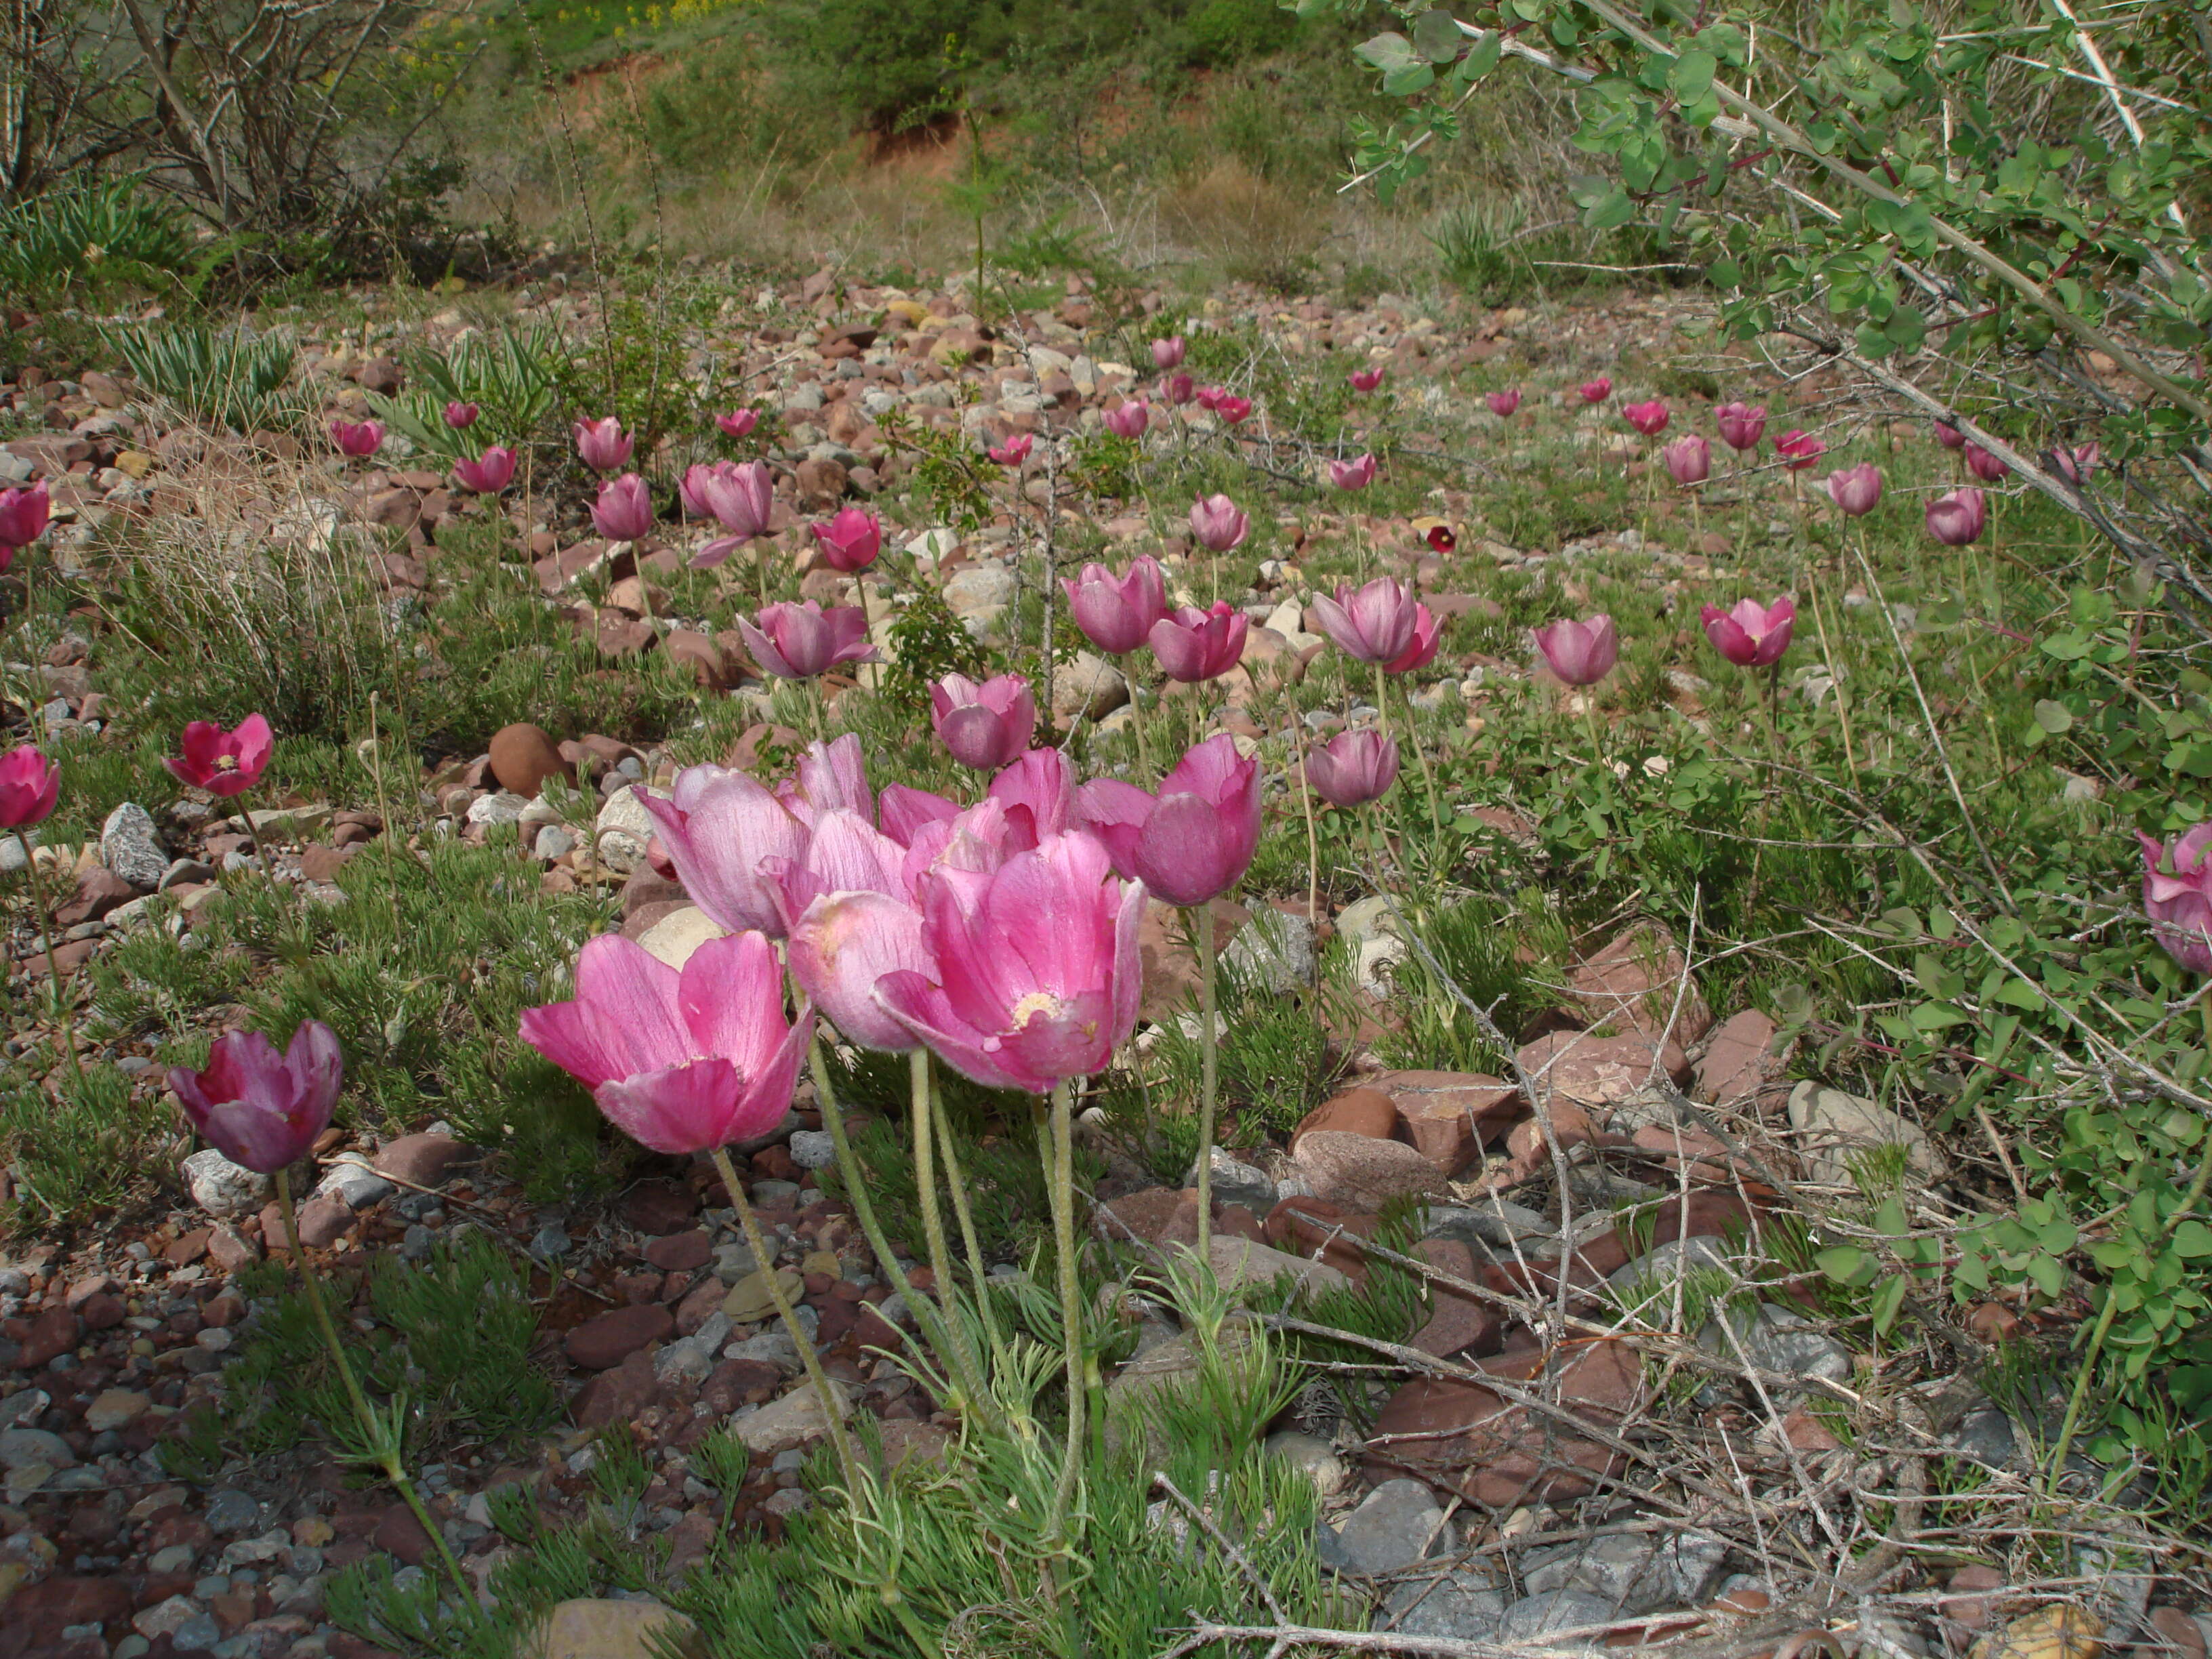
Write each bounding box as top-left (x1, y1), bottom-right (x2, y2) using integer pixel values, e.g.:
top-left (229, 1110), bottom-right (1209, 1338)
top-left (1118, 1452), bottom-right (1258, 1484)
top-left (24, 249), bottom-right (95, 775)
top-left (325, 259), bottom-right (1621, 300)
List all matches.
top-left (1409, 1238), bottom-right (1500, 1359)
top-left (942, 563), bottom-right (1016, 618)
top-left (100, 802), bottom-right (168, 889)
top-left (1695, 1010), bottom-right (1784, 1105)
top-left (1290, 1088), bottom-right (1397, 1149)
top-left (523, 1598), bottom-right (704, 1659)
top-left (1370, 1070), bottom-right (1519, 1174)
top-left (1787, 1080), bottom-right (1946, 1184)
top-left (1513, 1029), bottom-right (1690, 1115)
top-left (1292, 1130), bottom-right (1445, 1210)
top-left (732, 1380), bottom-right (851, 1454)
top-left (1381, 1572), bottom-right (1507, 1641)
top-left (565, 1305), bottom-right (674, 1370)
top-left (1332, 1478), bottom-right (1453, 1574)
top-left (594, 786), bottom-right (657, 874)
top-left (1055, 652), bottom-right (1128, 720)
top-left (182, 1149), bottom-right (272, 1218)
top-left (1208, 1234), bottom-right (1352, 1296)
top-left (1221, 905), bottom-right (1314, 996)
top-left (1565, 924), bottom-right (1711, 1042)
top-left (373, 1132), bottom-right (474, 1189)
top-left (489, 724), bottom-right (572, 799)
top-left (1522, 1531), bottom-right (1726, 1614)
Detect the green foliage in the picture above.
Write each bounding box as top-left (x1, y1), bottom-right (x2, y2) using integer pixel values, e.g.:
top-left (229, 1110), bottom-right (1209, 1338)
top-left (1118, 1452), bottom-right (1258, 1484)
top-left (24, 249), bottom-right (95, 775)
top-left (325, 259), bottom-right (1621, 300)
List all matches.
top-left (374, 326), bottom-right (569, 463)
top-left (0, 181), bottom-right (190, 306)
top-left (881, 579), bottom-right (996, 720)
top-left (1142, 945), bottom-right (1345, 1149)
top-left (101, 322), bottom-right (301, 434)
top-left (0, 1063), bottom-right (161, 1226)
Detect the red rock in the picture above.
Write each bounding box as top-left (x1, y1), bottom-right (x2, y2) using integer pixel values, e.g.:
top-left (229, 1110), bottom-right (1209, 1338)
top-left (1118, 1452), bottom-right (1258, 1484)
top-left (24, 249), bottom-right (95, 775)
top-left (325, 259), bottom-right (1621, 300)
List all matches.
top-left (1966, 1302), bottom-right (2021, 1343)
top-left (572, 1349), bottom-right (659, 1428)
top-left (371, 1132), bottom-right (472, 1189)
top-left (1780, 1406), bottom-right (1840, 1451)
top-left (1265, 1196), bottom-right (1375, 1279)
top-left (55, 865), bottom-right (134, 925)
top-left (1513, 1029), bottom-right (1690, 1115)
top-left (673, 1275), bottom-right (727, 1336)
top-left (10, 1573), bottom-right (132, 1631)
top-left (1136, 897), bottom-right (1247, 1021)
top-left (1410, 1239), bottom-right (1502, 1359)
top-left (1289, 1087), bottom-right (1399, 1149)
top-left (1938, 1565), bottom-right (2009, 1632)
top-left (62, 1273), bottom-right (113, 1309)
top-left (2135, 1610), bottom-right (2207, 1659)
top-left (612, 1271), bottom-right (663, 1306)
top-left (293, 1197), bottom-right (354, 1248)
top-left (644, 1229), bottom-right (711, 1272)
top-left (1565, 924), bottom-right (1711, 1042)
top-left (565, 1304), bottom-right (674, 1370)
top-left (1371, 1071), bottom-right (1519, 1172)
top-left (371, 1502), bottom-right (431, 1565)
top-left (1693, 1010), bottom-right (1783, 1105)
top-left (487, 724), bottom-right (570, 799)
top-left (19, 1305), bottom-right (79, 1367)
top-left (661, 1507), bottom-right (722, 1580)
top-left (207, 1225), bottom-right (260, 1273)
top-left (163, 1231), bottom-right (209, 1266)
top-left (1092, 1188), bottom-right (1200, 1249)
top-left (700, 1358), bottom-right (783, 1416)
top-left (1631, 1122), bottom-right (1732, 1181)
top-left (145, 1509), bottom-right (213, 1554)
top-left (78, 1293), bottom-right (125, 1330)
top-left (1292, 1130), bottom-right (1445, 1209)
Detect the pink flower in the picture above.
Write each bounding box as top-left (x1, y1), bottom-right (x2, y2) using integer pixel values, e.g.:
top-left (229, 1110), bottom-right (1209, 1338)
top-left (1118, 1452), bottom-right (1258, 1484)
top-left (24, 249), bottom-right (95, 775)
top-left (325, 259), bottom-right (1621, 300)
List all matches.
top-left (787, 888), bottom-right (933, 1053)
top-left (0, 483), bottom-right (49, 551)
top-left (716, 409), bottom-right (759, 438)
top-left (1385, 605), bottom-right (1441, 675)
top-left (1189, 494), bottom-right (1248, 553)
top-left (1313, 576), bottom-right (1418, 665)
top-left (574, 416), bottom-right (634, 472)
top-left (987, 747), bottom-right (1076, 847)
top-left (1329, 454), bottom-right (1377, 491)
top-left (1149, 603), bottom-right (1248, 683)
top-left (0, 745), bottom-right (58, 827)
top-left (1926, 488), bottom-right (1988, 546)
top-left (2138, 825), bottom-right (2212, 977)
top-left (758, 807), bottom-right (911, 928)
top-left (1076, 733), bottom-right (1260, 908)
top-left (329, 420), bottom-right (383, 458)
top-left (1776, 430), bottom-right (1825, 470)
top-left (1195, 386), bottom-right (1225, 411)
top-left (1103, 399), bottom-right (1151, 439)
top-left (1305, 729), bottom-right (1399, 808)
top-left (988, 433), bottom-right (1033, 467)
top-left (2054, 443), bottom-right (2101, 484)
top-left (1151, 337), bottom-right (1187, 369)
top-left (1662, 434), bottom-right (1711, 487)
top-left (1486, 389), bottom-right (1522, 418)
top-left (166, 714), bottom-right (273, 798)
top-left (1215, 395), bottom-right (1252, 424)
top-left (520, 931), bottom-right (809, 1155)
top-left (635, 766), bottom-right (806, 935)
top-left (1825, 463), bottom-right (1883, 516)
top-left (738, 601), bottom-right (879, 680)
top-left (453, 446), bottom-right (516, 495)
top-left (812, 507), bottom-right (881, 573)
top-left (1965, 445), bottom-right (2011, 483)
top-left (931, 673), bottom-right (1036, 772)
top-left (443, 402), bottom-right (478, 429)
top-left (590, 473), bottom-right (655, 543)
top-left (1715, 402), bottom-right (1766, 451)
top-left (777, 735), bottom-right (872, 832)
top-left (1579, 378), bottom-right (1613, 403)
top-left (1063, 556), bottom-right (1168, 655)
top-left (1162, 373), bottom-right (1195, 406)
top-left (874, 832), bottom-right (1143, 1093)
top-left (684, 459), bottom-right (775, 566)
top-left (1700, 597), bottom-right (1796, 668)
top-left (880, 785), bottom-right (962, 848)
top-left (1624, 400), bottom-right (1671, 436)
top-left (1533, 615), bottom-right (1617, 687)
top-left (1349, 367), bottom-right (1385, 393)
top-left (1933, 422), bottom-right (1967, 451)
top-left (170, 1021), bottom-right (342, 1174)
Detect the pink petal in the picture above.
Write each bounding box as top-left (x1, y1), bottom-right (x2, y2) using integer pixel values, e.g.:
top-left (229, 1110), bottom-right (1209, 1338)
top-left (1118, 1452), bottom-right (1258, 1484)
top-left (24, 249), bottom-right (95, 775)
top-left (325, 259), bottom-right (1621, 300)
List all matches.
top-left (596, 1061), bottom-right (745, 1155)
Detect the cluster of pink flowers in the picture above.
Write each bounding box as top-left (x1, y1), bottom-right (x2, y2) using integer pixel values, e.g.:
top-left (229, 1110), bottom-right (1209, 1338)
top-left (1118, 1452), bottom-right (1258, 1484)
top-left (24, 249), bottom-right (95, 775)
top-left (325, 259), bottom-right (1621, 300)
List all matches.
top-left (1061, 522), bottom-right (1263, 689)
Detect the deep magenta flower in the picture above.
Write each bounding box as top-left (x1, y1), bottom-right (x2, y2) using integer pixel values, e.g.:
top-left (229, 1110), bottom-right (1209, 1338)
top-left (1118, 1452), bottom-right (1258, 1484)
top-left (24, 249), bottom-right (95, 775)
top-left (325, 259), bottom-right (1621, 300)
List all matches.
top-left (1214, 395), bottom-right (1252, 424)
top-left (166, 714), bottom-right (273, 798)
top-left (812, 507), bottom-right (881, 573)
top-left (2054, 443), bottom-right (2101, 484)
top-left (684, 459), bottom-right (775, 566)
top-left (1349, 367), bottom-right (1385, 393)
top-left (0, 483), bottom-right (49, 550)
top-left (1965, 445), bottom-right (2011, 483)
top-left (716, 409), bottom-right (759, 438)
top-left (1926, 488), bottom-right (1988, 546)
top-left (931, 673), bottom-right (1036, 772)
top-left (1313, 576), bottom-right (1418, 665)
top-left (1579, 378), bottom-right (1613, 403)
top-left (988, 434), bottom-right (1033, 467)
top-left (1624, 400), bottom-right (1670, 436)
top-left (635, 766), bottom-right (806, 936)
top-left (0, 745), bottom-right (58, 827)
top-left (1103, 399), bottom-right (1150, 439)
top-left (1162, 372), bottom-right (1195, 406)
top-left (1195, 386), bottom-right (1225, 411)
top-left (738, 601), bottom-right (879, 680)
top-left (443, 402), bottom-right (479, 429)
top-left (520, 931), bottom-right (809, 1154)
top-left (1825, 463), bottom-right (1883, 516)
top-left (880, 785), bottom-right (962, 848)
top-left (2138, 825), bottom-right (2212, 977)
top-left (1063, 556), bottom-right (1167, 655)
top-left (987, 747), bottom-right (1076, 847)
top-left (453, 446), bottom-right (516, 494)
top-left (1701, 597), bottom-right (1796, 668)
top-left (1305, 729), bottom-right (1399, 808)
top-left (574, 417), bottom-right (634, 472)
top-left (329, 420), bottom-right (383, 458)
top-left (1933, 422), bottom-right (1967, 451)
top-left (170, 1021), bottom-right (342, 1174)
top-left (1486, 389), bottom-right (1522, 418)
top-left (1189, 494), bottom-right (1248, 552)
top-left (758, 807), bottom-right (910, 928)
top-left (1662, 434), bottom-right (1711, 487)
top-left (1533, 616), bottom-right (1617, 687)
top-left (1715, 402), bottom-right (1767, 451)
top-left (1426, 525), bottom-right (1456, 554)
top-left (1076, 733), bottom-right (1260, 908)
top-left (1385, 605), bottom-right (1440, 675)
top-left (1776, 430), bottom-right (1825, 470)
top-left (590, 473), bottom-right (655, 543)
top-left (1149, 603), bottom-right (1248, 682)
top-left (1151, 337), bottom-right (1187, 369)
top-left (1329, 454), bottom-right (1376, 491)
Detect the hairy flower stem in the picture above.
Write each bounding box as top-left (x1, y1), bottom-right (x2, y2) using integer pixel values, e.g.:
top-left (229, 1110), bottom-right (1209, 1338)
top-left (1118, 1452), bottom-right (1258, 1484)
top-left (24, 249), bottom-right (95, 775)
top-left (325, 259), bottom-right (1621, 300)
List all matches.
top-left (1395, 676), bottom-right (1445, 848)
top-left (1372, 661), bottom-right (1392, 744)
top-left (907, 1049), bottom-right (987, 1410)
top-left (1044, 1080), bottom-right (1085, 1538)
top-left (1290, 711), bottom-right (1322, 935)
top-left (20, 851), bottom-right (80, 1081)
top-left (925, 1069), bottom-right (1010, 1375)
top-left (707, 1145), bottom-right (861, 1486)
top-left (274, 1170), bottom-right (470, 1604)
top-left (1124, 653), bottom-right (1151, 783)
top-left (1192, 903), bottom-right (1220, 1260)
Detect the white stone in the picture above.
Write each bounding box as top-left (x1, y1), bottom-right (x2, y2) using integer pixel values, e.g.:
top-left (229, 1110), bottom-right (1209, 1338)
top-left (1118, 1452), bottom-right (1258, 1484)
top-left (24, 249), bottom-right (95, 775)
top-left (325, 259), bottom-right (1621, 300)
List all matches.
top-left (1054, 652), bottom-right (1128, 720)
top-left (731, 1381), bottom-right (851, 1454)
top-left (1787, 1080), bottom-right (1946, 1185)
top-left (593, 786), bottom-right (656, 875)
top-left (636, 905), bottom-right (727, 970)
top-left (182, 1149), bottom-right (272, 1218)
top-left (100, 802), bottom-right (168, 889)
top-left (466, 791), bottom-right (528, 828)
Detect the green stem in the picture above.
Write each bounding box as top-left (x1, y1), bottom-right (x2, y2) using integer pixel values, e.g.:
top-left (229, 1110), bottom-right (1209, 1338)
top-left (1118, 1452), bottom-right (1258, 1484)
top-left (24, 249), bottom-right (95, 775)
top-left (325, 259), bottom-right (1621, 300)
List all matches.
top-left (21, 846), bottom-right (81, 1081)
top-left (1373, 660), bottom-right (1392, 745)
top-left (1394, 674), bottom-right (1445, 848)
top-left (1193, 903), bottom-right (1219, 1260)
top-left (907, 1049), bottom-right (987, 1411)
top-left (1124, 653), bottom-right (1150, 783)
top-left (708, 1145), bottom-right (861, 1488)
top-left (1290, 710), bottom-right (1321, 934)
top-left (926, 1067), bottom-right (1010, 1375)
top-left (1044, 1080), bottom-right (1085, 1539)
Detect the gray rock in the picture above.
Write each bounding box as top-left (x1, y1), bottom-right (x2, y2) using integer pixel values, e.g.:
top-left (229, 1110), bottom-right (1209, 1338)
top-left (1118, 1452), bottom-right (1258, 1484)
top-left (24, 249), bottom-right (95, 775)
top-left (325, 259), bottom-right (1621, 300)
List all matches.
top-left (1498, 1589), bottom-right (1619, 1647)
top-left (1427, 1202), bottom-right (1555, 1250)
top-left (0, 1427), bottom-right (74, 1470)
top-left (1262, 1430), bottom-right (1347, 1495)
top-left (1336, 895), bottom-right (1407, 995)
top-left (654, 1310), bottom-right (731, 1385)
top-left (1606, 1236), bottom-right (1738, 1296)
top-left (1947, 1406), bottom-right (2023, 1469)
top-left (1700, 1302), bottom-right (1852, 1387)
top-left (787, 1130), bottom-right (836, 1171)
top-left (101, 802), bottom-right (169, 889)
top-left (1380, 1572), bottom-right (1506, 1640)
top-left (466, 791), bottom-right (527, 828)
top-left (159, 859), bottom-right (220, 890)
top-left (713, 1242), bottom-right (760, 1283)
top-left (182, 1149), bottom-right (272, 1218)
top-left (0, 1389), bottom-right (49, 1429)
top-left (1333, 1478), bottom-right (1453, 1575)
top-left (724, 1330), bottom-right (802, 1374)
top-left (1788, 1080), bottom-right (1946, 1185)
top-left (314, 1162), bottom-right (394, 1210)
top-left (943, 563), bottom-right (1017, 619)
top-left (1187, 1147), bottom-right (1277, 1216)
top-left (533, 825), bottom-right (577, 861)
top-left (1223, 906), bottom-right (1315, 995)
top-left (204, 1489), bottom-right (261, 1534)
top-left (1522, 1530), bottom-right (1727, 1614)
top-left (750, 1179), bottom-right (801, 1207)
top-left (0, 834), bottom-right (34, 874)
top-left (529, 1223), bottom-right (572, 1260)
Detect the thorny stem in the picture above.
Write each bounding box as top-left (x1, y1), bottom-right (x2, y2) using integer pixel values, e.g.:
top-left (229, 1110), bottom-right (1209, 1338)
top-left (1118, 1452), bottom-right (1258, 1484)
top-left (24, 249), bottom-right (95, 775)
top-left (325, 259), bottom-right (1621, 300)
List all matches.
top-left (1045, 1079), bottom-right (1085, 1538)
top-left (907, 1048), bottom-right (987, 1410)
top-left (706, 1145), bottom-right (861, 1486)
top-left (1192, 902), bottom-right (1221, 1260)
top-left (21, 847), bottom-right (81, 1081)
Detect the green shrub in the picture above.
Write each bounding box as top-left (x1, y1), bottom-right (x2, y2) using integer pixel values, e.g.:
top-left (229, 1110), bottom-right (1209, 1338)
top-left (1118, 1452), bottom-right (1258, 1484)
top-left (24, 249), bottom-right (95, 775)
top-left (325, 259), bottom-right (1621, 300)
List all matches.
top-left (0, 181), bottom-right (190, 306)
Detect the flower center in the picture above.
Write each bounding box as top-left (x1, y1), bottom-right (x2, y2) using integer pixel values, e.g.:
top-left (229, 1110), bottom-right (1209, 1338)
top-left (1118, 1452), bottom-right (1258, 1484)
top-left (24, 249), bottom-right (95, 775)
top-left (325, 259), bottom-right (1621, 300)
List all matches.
top-left (1009, 989), bottom-right (1065, 1027)
top-left (214, 755), bottom-right (239, 771)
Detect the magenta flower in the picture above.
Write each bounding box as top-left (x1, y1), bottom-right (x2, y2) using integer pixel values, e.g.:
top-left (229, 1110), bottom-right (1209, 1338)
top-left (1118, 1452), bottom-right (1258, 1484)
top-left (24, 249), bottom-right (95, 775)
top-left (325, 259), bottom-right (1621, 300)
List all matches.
top-left (874, 832), bottom-right (1143, 1094)
top-left (1662, 434), bottom-right (1711, 487)
top-left (636, 766), bottom-right (806, 936)
top-left (1149, 603), bottom-right (1248, 683)
top-left (590, 473), bottom-right (655, 543)
top-left (758, 807), bottom-right (911, 928)
top-left (1305, 729), bottom-right (1399, 809)
top-left (1076, 733), bottom-right (1260, 907)
top-left (1329, 454), bottom-right (1376, 491)
top-left (0, 483), bottom-right (49, 551)
top-left (812, 506), bottom-right (882, 573)
top-left (574, 417), bottom-right (634, 472)
top-left (1965, 445), bottom-right (2011, 483)
top-left (1151, 337), bottom-right (1187, 370)
top-left (716, 409), bottom-right (759, 438)
top-left (1385, 605), bottom-right (1441, 675)
top-left (1715, 402), bottom-right (1767, 451)
top-left (777, 735), bottom-right (872, 832)
top-left (1533, 616), bottom-right (1618, 687)
top-left (2138, 825), bottom-right (2212, 977)
top-left (453, 446), bottom-right (516, 495)
top-left (1624, 400), bottom-right (1670, 436)
top-left (1350, 367), bottom-right (1386, 392)
top-left (1195, 386), bottom-right (1225, 411)
top-left (1063, 556), bottom-right (1167, 656)
top-left (738, 601), bottom-right (879, 680)
top-left (880, 785), bottom-right (963, 848)
top-left (1926, 488), bottom-right (1988, 547)
top-left (1701, 597), bottom-right (1796, 668)
top-left (684, 459), bottom-right (775, 566)
top-left (931, 673), bottom-right (1036, 772)
top-left (988, 433), bottom-right (1033, 467)
top-left (0, 745), bottom-right (58, 827)
top-left (1162, 372), bottom-right (1195, 406)
top-left (1776, 430), bottom-right (1825, 470)
top-left (1933, 422), bottom-right (1967, 451)
top-left (1825, 463), bottom-right (1883, 516)
top-left (520, 931), bottom-right (808, 1155)
top-left (1103, 400), bottom-right (1151, 439)
top-left (170, 1022), bottom-right (342, 1175)
top-left (1486, 389), bottom-right (1522, 418)
top-left (1579, 378), bottom-right (1613, 403)
top-left (443, 402), bottom-right (479, 429)
top-left (1313, 576), bottom-right (1418, 665)
top-left (787, 888), bottom-right (933, 1053)
top-left (329, 420), bottom-right (383, 458)
top-left (987, 747), bottom-right (1076, 847)
top-left (1189, 494), bottom-right (1249, 553)
top-left (1215, 395), bottom-right (1252, 424)
top-left (2054, 443), bottom-right (2101, 484)
top-left (166, 714), bottom-right (274, 798)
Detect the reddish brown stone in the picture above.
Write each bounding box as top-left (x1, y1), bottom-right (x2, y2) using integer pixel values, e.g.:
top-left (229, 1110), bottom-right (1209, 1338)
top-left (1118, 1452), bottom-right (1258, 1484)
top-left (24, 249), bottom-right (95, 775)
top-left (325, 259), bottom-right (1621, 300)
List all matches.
top-left (1513, 1029), bottom-right (1690, 1115)
top-left (674, 1275), bottom-right (727, 1336)
top-left (78, 1292), bottom-right (125, 1330)
top-left (1693, 1010), bottom-right (1784, 1105)
top-left (619, 1179), bottom-right (699, 1235)
top-left (487, 723), bottom-right (570, 799)
top-left (1265, 1196), bottom-right (1375, 1280)
top-left (1092, 1188), bottom-right (1201, 1249)
top-left (1409, 1239), bottom-right (1502, 1359)
top-left (372, 1502), bottom-right (432, 1565)
top-left (573, 1349), bottom-right (660, 1428)
top-left (644, 1229), bottom-right (711, 1272)
top-left (372, 1132), bottom-right (472, 1189)
top-left (1565, 924), bottom-right (1711, 1042)
top-left (55, 865), bottom-right (134, 925)
top-left (10, 1574), bottom-right (132, 1631)
top-left (163, 1230), bottom-right (210, 1267)
top-left (19, 1305), bottom-right (80, 1368)
top-left (701, 1358), bottom-right (784, 1415)
top-left (1289, 1087), bottom-right (1398, 1150)
top-left (1372, 1071), bottom-right (1520, 1173)
top-left (565, 1304), bottom-right (675, 1370)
